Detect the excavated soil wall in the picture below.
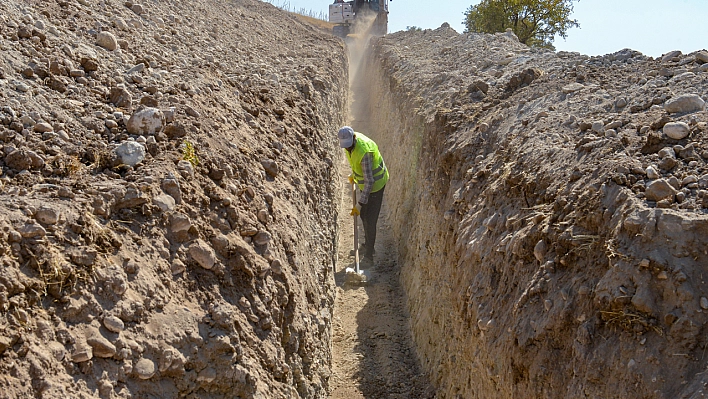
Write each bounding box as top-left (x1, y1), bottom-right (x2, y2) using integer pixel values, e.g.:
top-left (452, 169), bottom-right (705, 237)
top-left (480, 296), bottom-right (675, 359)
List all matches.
top-left (359, 25), bottom-right (708, 398)
top-left (0, 1), bottom-right (348, 398)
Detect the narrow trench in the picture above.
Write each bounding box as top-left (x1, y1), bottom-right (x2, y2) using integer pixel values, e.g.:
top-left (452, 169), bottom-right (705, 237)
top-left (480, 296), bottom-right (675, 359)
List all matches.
top-left (329, 36), bottom-right (434, 399)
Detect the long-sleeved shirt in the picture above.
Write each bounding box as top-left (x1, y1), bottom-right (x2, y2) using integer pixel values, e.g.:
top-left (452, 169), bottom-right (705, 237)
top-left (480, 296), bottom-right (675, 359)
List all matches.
top-left (359, 152), bottom-right (375, 204)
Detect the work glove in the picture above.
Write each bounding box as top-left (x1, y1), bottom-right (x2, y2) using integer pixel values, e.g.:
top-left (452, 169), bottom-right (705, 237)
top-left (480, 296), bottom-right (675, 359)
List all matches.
top-left (350, 203), bottom-right (361, 216)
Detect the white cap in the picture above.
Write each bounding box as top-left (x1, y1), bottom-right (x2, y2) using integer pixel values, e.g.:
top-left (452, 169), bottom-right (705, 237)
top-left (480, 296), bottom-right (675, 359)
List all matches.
top-left (338, 126), bottom-right (354, 148)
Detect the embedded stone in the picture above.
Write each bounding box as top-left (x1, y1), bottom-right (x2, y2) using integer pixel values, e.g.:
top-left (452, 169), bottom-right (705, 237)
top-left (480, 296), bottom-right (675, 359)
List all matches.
top-left (5, 149), bottom-right (44, 170)
top-left (646, 166), bottom-right (659, 179)
top-left (164, 122), bottom-right (187, 139)
top-left (562, 83), bottom-right (584, 93)
top-left (71, 345), bottom-right (93, 363)
top-left (171, 259), bottom-right (186, 275)
top-left (162, 174), bottom-right (182, 204)
top-left (631, 285), bottom-right (656, 314)
top-left (661, 50), bottom-right (682, 62)
top-left (169, 213), bottom-right (192, 235)
top-left (189, 239), bottom-right (216, 269)
top-left (33, 122), bottom-right (53, 133)
top-left (135, 358), bottom-right (156, 379)
top-left (261, 159), bottom-right (279, 177)
top-left (35, 206), bottom-right (60, 225)
top-left (701, 297), bottom-right (708, 310)
top-left (17, 223), bottom-right (47, 238)
top-left (127, 107), bottom-right (164, 135)
top-left (682, 175), bottom-right (698, 186)
top-left (96, 31), bottom-right (118, 51)
top-left (663, 122), bottom-right (690, 140)
top-left (664, 94), bottom-right (705, 114)
top-left (271, 259), bottom-right (283, 274)
top-left (131, 4), bottom-right (145, 15)
top-left (87, 331), bottom-right (116, 358)
top-left (103, 315), bottom-right (125, 333)
top-left (253, 231), bottom-right (272, 246)
top-left (533, 240), bottom-right (546, 262)
top-left (0, 336), bottom-right (13, 355)
top-left (114, 17), bottom-right (129, 30)
top-left (645, 179), bottom-right (676, 202)
top-left (81, 57), bottom-right (99, 72)
top-left (68, 247), bottom-right (98, 266)
top-left (110, 87), bottom-right (132, 108)
top-left (115, 141), bottom-right (146, 167)
top-left (591, 120), bottom-right (605, 133)
top-left (153, 194), bottom-right (176, 212)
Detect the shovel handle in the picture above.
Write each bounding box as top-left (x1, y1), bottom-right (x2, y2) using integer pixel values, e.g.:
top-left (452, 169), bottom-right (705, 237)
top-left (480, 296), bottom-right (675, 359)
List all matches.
top-left (351, 182), bottom-right (359, 273)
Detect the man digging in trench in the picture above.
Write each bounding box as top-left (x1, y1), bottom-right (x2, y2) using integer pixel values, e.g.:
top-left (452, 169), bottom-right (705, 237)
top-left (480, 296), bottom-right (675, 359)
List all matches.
top-left (338, 126), bottom-right (389, 268)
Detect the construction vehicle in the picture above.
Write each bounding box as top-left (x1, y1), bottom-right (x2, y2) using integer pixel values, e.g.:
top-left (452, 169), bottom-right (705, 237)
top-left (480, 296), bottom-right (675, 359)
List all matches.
top-left (329, 0), bottom-right (390, 38)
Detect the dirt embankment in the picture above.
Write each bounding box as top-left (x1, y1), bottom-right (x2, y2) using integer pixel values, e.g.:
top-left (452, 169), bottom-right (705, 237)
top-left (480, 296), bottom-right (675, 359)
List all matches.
top-left (0, 0), bottom-right (347, 398)
top-left (360, 24), bottom-right (708, 398)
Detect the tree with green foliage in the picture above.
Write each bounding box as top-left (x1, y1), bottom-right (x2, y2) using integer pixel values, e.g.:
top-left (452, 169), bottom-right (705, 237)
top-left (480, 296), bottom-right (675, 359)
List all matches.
top-left (464, 0), bottom-right (579, 49)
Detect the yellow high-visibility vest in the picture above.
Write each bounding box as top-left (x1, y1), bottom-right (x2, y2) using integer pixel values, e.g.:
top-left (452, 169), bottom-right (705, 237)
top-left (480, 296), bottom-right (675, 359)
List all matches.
top-left (345, 132), bottom-right (389, 193)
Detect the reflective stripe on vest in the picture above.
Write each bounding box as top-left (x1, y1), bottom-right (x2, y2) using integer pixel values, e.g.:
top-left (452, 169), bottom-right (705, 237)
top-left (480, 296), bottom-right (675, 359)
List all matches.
top-left (345, 132), bottom-right (389, 193)
top-left (352, 161), bottom-right (386, 183)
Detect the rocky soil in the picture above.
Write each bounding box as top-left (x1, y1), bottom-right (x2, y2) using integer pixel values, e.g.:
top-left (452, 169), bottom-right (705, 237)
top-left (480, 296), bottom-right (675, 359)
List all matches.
top-left (0, 0), bottom-right (348, 398)
top-left (360, 24), bottom-right (708, 399)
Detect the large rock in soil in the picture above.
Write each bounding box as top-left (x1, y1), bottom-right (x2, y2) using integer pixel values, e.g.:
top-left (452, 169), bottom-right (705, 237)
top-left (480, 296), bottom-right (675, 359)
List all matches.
top-left (4, 149), bottom-right (44, 170)
top-left (114, 141), bottom-right (146, 166)
top-left (127, 107), bottom-right (164, 135)
top-left (664, 94), bottom-right (705, 113)
top-left (645, 179), bottom-right (677, 201)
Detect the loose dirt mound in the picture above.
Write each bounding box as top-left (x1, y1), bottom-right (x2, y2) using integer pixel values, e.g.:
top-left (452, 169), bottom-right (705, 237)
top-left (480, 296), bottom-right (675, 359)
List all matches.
top-left (0, 0), bottom-right (347, 398)
top-left (360, 24), bottom-right (708, 398)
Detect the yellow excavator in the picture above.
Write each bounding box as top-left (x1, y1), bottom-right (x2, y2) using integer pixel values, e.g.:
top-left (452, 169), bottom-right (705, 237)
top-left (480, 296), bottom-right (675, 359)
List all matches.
top-left (329, 0), bottom-right (390, 37)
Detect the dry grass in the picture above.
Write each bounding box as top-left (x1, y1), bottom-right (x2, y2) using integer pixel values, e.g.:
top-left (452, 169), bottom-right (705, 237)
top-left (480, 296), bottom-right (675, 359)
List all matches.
top-left (572, 234), bottom-right (599, 252)
top-left (27, 246), bottom-right (93, 298)
top-left (264, 0), bottom-right (328, 20)
top-left (51, 155), bottom-right (82, 177)
top-left (600, 309), bottom-right (664, 336)
top-left (605, 239), bottom-right (631, 261)
top-left (262, 0), bottom-right (334, 33)
top-left (292, 13), bottom-right (335, 33)
top-left (91, 147), bottom-right (114, 171)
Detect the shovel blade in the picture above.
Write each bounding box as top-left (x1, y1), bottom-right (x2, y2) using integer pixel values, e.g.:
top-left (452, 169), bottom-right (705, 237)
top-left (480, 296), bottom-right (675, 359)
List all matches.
top-left (345, 267), bottom-right (370, 284)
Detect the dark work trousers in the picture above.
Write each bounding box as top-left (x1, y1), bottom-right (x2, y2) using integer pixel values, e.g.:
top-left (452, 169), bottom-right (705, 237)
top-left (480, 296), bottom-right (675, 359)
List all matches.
top-left (359, 185), bottom-right (385, 260)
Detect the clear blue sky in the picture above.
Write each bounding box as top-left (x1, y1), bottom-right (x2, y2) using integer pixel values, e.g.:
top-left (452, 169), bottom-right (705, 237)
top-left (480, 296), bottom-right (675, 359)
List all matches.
top-left (268, 0), bottom-right (707, 58)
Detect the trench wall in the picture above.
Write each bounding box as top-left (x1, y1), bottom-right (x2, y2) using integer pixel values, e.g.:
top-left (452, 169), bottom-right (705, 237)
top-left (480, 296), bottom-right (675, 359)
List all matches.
top-left (0, 1), bottom-right (348, 398)
top-left (359, 27), bottom-right (708, 398)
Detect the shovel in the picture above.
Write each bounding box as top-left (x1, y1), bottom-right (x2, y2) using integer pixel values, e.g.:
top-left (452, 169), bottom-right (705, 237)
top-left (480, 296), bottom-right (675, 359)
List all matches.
top-left (345, 181), bottom-right (369, 284)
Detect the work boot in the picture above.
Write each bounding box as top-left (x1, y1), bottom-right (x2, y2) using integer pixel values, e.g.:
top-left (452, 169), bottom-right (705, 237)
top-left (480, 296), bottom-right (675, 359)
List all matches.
top-left (360, 256), bottom-right (374, 269)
